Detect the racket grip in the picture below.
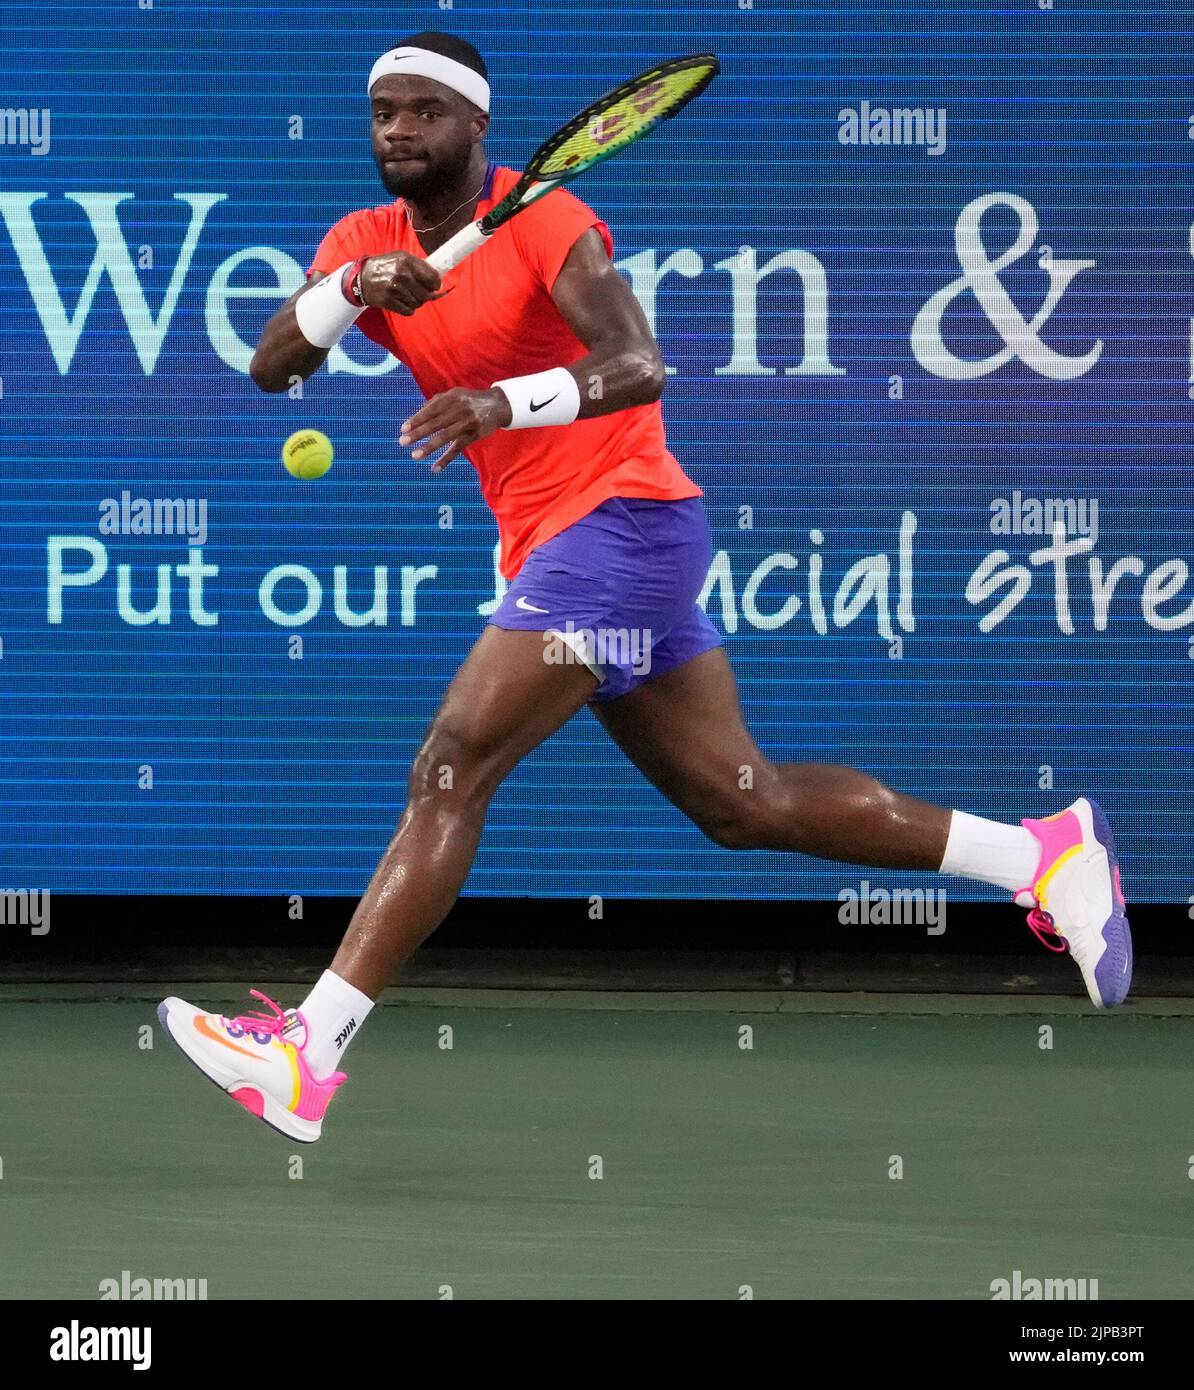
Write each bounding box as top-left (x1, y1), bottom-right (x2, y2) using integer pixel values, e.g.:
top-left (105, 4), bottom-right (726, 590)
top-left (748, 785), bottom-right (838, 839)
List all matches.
top-left (425, 219), bottom-right (491, 274)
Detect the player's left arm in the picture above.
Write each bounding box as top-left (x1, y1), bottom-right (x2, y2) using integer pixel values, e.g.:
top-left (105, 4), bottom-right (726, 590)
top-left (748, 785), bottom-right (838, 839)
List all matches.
top-left (546, 226), bottom-right (667, 416)
top-left (401, 229), bottom-right (665, 472)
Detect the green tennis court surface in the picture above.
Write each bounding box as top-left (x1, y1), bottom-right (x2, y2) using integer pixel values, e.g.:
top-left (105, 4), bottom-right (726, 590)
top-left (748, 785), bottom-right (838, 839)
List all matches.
top-left (2, 989), bottom-right (1191, 1300)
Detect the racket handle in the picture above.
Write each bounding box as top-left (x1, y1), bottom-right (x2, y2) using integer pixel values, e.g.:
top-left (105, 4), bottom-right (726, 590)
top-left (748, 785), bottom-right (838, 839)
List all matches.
top-left (425, 219), bottom-right (491, 274)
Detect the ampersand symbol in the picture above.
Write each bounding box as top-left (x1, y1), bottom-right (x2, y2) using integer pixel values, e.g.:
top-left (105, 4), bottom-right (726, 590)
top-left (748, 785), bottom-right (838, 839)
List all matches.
top-left (911, 192), bottom-right (1103, 380)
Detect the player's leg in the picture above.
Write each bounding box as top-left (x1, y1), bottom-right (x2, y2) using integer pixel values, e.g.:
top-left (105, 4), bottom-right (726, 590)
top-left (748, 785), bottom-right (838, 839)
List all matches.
top-left (592, 645), bottom-right (1130, 1007)
top-left (325, 625), bottom-right (597, 995)
top-left (158, 625), bottom-right (598, 1140)
top-left (592, 646), bottom-right (952, 865)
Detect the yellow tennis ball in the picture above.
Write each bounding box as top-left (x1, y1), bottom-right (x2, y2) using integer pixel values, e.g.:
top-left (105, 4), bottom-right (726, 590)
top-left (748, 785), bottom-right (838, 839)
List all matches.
top-left (282, 429), bottom-right (334, 480)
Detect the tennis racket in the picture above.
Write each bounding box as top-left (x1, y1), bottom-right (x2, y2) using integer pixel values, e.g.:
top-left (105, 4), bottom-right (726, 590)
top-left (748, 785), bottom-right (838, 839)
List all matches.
top-left (423, 52), bottom-right (720, 274)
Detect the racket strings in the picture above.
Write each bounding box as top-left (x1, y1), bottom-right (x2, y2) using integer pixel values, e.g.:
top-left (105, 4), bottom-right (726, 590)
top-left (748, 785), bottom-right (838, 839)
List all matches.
top-left (532, 58), bottom-right (718, 179)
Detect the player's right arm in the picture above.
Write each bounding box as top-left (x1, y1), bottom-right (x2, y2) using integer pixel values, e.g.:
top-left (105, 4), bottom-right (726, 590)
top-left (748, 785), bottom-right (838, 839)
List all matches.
top-left (248, 255), bottom-right (451, 393)
top-left (248, 272), bottom-right (332, 393)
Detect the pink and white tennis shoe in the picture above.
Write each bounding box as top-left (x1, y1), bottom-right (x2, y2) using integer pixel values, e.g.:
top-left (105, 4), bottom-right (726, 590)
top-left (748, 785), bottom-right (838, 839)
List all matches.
top-left (157, 990), bottom-right (345, 1142)
top-left (1017, 797), bottom-right (1132, 1008)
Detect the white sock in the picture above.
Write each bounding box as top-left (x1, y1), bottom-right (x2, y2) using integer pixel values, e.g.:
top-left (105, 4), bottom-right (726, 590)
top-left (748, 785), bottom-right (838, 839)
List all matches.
top-left (297, 969), bottom-right (374, 1077)
top-left (938, 810), bottom-right (1042, 894)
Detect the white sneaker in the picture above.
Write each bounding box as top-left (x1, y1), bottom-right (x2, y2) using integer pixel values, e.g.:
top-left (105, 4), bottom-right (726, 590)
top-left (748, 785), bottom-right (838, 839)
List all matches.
top-left (157, 990), bottom-right (346, 1142)
top-left (1016, 797), bottom-right (1132, 1008)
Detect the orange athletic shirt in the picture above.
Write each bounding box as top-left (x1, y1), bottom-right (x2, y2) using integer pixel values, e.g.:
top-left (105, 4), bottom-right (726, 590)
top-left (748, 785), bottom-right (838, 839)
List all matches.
top-left (306, 163), bottom-right (702, 579)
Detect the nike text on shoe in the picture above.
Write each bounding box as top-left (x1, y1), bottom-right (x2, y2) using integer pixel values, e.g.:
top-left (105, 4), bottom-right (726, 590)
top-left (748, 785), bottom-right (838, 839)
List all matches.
top-left (1016, 797), bottom-right (1132, 1008)
top-left (156, 990), bottom-right (346, 1142)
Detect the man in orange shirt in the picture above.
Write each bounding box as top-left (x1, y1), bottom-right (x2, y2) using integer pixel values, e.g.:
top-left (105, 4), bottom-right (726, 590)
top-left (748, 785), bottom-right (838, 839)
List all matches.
top-left (157, 31), bottom-right (1131, 1142)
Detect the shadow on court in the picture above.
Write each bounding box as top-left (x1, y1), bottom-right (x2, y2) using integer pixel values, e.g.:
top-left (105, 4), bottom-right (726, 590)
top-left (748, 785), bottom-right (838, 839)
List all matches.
top-left (1, 990), bottom-right (1190, 1299)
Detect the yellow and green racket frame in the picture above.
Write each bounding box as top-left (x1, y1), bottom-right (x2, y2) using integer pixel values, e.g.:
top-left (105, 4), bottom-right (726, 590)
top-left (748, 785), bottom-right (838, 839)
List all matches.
top-left (425, 53), bottom-right (720, 273)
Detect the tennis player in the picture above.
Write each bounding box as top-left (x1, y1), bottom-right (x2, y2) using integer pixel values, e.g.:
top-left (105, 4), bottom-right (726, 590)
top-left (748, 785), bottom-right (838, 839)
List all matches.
top-left (158, 32), bottom-right (1132, 1142)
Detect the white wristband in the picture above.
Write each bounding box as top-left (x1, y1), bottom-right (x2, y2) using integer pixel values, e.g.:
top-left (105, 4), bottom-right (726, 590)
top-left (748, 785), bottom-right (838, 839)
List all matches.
top-left (294, 262), bottom-right (364, 349)
top-left (491, 367), bottom-right (581, 429)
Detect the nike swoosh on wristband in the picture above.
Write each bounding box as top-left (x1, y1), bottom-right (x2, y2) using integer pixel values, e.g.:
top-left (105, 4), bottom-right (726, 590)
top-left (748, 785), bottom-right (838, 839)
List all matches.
top-left (528, 394), bottom-right (559, 412)
top-left (515, 596), bottom-right (550, 613)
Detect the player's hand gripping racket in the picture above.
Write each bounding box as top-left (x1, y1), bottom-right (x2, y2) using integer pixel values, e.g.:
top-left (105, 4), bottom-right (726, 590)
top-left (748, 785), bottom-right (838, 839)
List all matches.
top-left (423, 52), bottom-right (720, 274)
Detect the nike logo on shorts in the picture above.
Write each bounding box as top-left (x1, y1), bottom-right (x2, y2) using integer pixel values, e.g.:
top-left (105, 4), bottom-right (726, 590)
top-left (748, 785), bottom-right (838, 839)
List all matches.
top-left (515, 596), bottom-right (550, 613)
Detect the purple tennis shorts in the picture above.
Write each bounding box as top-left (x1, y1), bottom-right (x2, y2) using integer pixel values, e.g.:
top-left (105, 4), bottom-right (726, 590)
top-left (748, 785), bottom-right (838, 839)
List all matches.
top-left (488, 496), bottom-right (724, 703)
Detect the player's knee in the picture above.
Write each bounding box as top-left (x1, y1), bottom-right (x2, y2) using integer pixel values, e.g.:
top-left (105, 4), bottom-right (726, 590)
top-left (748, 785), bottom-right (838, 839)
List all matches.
top-left (695, 800), bottom-right (774, 851)
top-left (694, 775), bottom-right (791, 850)
top-left (700, 817), bottom-right (752, 850)
top-left (407, 719), bottom-right (507, 805)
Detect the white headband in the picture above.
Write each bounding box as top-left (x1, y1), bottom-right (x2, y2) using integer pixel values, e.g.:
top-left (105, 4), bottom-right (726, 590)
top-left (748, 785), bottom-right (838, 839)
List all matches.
top-left (367, 46), bottom-right (490, 113)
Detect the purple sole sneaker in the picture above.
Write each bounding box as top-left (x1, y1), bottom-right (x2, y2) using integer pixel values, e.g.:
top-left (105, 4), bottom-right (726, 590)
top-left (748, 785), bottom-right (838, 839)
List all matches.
top-left (1019, 797), bottom-right (1132, 1008)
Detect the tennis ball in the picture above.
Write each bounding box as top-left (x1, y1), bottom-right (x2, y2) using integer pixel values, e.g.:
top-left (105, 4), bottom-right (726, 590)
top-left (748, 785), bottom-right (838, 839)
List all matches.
top-left (282, 429), bottom-right (334, 480)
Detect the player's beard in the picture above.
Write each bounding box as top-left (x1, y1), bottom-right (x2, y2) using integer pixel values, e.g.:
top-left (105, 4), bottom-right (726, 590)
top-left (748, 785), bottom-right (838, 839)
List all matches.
top-left (374, 140), bottom-right (474, 202)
